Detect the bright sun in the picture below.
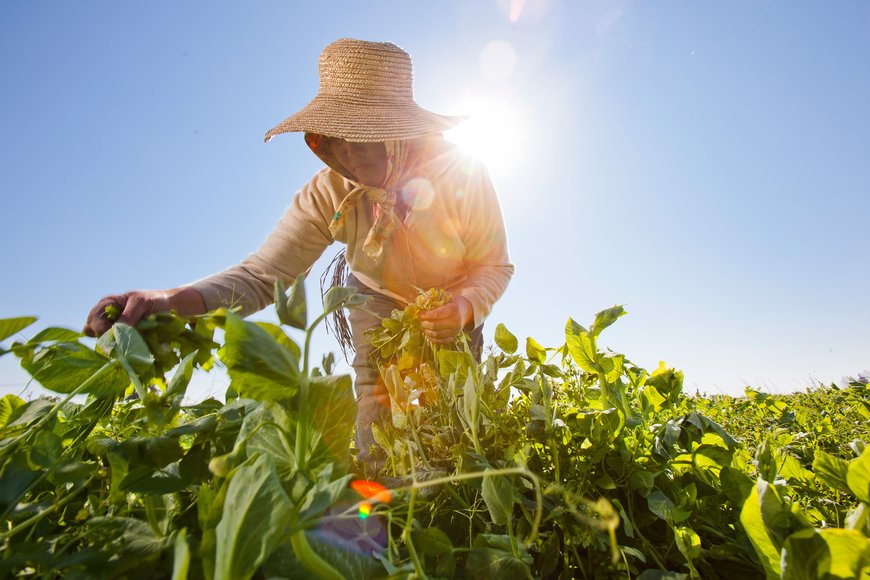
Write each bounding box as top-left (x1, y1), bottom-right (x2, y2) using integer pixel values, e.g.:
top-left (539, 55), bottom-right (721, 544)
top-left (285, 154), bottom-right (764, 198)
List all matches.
top-left (443, 97), bottom-right (524, 177)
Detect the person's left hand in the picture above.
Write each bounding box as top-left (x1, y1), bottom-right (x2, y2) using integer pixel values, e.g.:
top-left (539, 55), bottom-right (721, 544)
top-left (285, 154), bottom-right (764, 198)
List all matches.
top-left (419, 297), bottom-right (473, 344)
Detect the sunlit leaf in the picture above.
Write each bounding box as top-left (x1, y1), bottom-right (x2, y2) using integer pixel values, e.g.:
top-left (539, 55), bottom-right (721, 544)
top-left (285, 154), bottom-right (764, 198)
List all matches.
top-left (818, 528), bottom-right (870, 578)
top-left (27, 327), bottom-right (83, 343)
top-left (565, 318), bottom-right (597, 374)
top-left (739, 481), bottom-right (782, 579)
top-left (0, 316), bottom-right (37, 342)
top-left (781, 528), bottom-right (830, 580)
top-left (494, 323), bottom-right (518, 354)
top-left (307, 374), bottom-right (356, 469)
top-left (221, 312), bottom-right (300, 402)
top-left (275, 275), bottom-right (307, 330)
top-left (525, 337), bottom-right (546, 364)
top-left (846, 448), bottom-right (870, 504)
top-left (0, 394), bottom-right (25, 427)
top-left (590, 305), bottom-right (625, 339)
top-left (21, 343), bottom-right (128, 396)
top-left (481, 469), bottom-right (513, 527)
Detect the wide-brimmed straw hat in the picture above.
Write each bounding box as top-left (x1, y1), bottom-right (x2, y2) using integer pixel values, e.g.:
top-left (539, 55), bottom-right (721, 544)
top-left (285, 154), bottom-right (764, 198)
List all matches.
top-left (264, 38), bottom-right (464, 143)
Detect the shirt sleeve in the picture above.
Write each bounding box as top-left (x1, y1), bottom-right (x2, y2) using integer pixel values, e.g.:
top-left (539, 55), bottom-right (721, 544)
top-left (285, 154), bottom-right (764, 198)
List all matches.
top-left (187, 170), bottom-right (338, 317)
top-left (454, 161), bottom-right (515, 328)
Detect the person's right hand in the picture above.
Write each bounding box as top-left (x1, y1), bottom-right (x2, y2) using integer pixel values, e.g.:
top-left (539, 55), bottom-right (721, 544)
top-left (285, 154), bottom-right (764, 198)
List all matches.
top-left (83, 291), bottom-right (168, 337)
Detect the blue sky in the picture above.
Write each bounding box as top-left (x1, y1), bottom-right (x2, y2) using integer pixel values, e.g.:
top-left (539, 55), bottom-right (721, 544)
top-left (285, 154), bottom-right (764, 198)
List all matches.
top-left (2, 1), bottom-right (868, 400)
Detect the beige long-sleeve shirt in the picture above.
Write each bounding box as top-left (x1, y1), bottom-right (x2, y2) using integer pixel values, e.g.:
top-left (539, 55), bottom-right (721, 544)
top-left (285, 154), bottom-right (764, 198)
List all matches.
top-left (189, 139), bottom-right (514, 328)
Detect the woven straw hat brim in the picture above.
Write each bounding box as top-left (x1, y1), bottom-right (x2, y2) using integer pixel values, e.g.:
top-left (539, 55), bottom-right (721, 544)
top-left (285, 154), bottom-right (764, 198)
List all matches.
top-left (264, 99), bottom-right (465, 143)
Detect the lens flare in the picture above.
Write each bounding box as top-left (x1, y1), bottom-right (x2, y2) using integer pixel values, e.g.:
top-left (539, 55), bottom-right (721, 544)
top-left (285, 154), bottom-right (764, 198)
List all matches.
top-left (359, 501), bottom-right (372, 519)
top-left (351, 479), bottom-right (393, 503)
top-left (444, 97), bottom-right (525, 177)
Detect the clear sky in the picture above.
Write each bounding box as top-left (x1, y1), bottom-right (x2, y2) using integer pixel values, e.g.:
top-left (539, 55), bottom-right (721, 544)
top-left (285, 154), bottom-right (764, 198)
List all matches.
top-left (1, 1), bottom-right (868, 401)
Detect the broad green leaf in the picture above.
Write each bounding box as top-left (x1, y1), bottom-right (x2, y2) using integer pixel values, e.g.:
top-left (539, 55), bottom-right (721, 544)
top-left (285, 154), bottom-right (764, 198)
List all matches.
top-left (720, 466), bottom-right (754, 506)
top-left (241, 403), bottom-right (296, 479)
top-left (275, 275), bottom-right (307, 330)
top-left (172, 528), bottom-right (191, 580)
top-left (600, 353), bottom-right (624, 384)
top-left (21, 343), bottom-right (128, 396)
top-left (255, 321), bottom-right (302, 361)
top-left (819, 528), bottom-right (870, 578)
top-left (437, 349), bottom-right (475, 384)
top-left (525, 337), bottom-right (546, 364)
top-left (166, 351), bottom-right (197, 402)
top-left (757, 478), bottom-right (810, 549)
top-left (565, 318), bottom-right (597, 374)
top-left (494, 323), bottom-right (518, 354)
top-left (0, 452), bottom-right (41, 512)
top-left (778, 452), bottom-right (815, 486)
top-left (755, 439), bottom-right (777, 483)
top-left (739, 481), bottom-right (781, 579)
top-left (0, 316), bottom-right (37, 342)
top-left (627, 470), bottom-right (655, 496)
top-left (113, 435), bottom-right (184, 468)
top-left (536, 532), bottom-right (560, 577)
top-left (845, 503), bottom-right (869, 533)
top-left (295, 470), bottom-right (352, 528)
top-left (29, 430), bottom-right (63, 468)
top-left (813, 450), bottom-right (851, 493)
top-left (263, 532), bottom-right (384, 580)
top-left (307, 374), bottom-right (357, 469)
top-left (590, 305), bottom-right (625, 339)
top-left (221, 312), bottom-right (300, 402)
top-left (103, 323), bottom-right (155, 374)
top-left (647, 491), bottom-right (676, 523)
top-left (215, 454), bottom-right (295, 580)
top-left (49, 460), bottom-right (97, 485)
top-left (692, 445), bottom-right (734, 483)
top-left (647, 362), bottom-right (683, 400)
top-left (2, 397), bottom-right (53, 429)
top-left (481, 469), bottom-right (513, 526)
top-left (412, 527), bottom-right (453, 556)
top-left (673, 527), bottom-right (701, 571)
top-left (27, 327), bottom-right (83, 343)
top-left (85, 516), bottom-right (166, 559)
top-left (0, 394), bottom-right (24, 427)
top-left (121, 462), bottom-right (188, 495)
top-left (846, 448), bottom-right (870, 503)
top-left (781, 528), bottom-right (830, 580)
top-left (465, 546), bottom-right (531, 580)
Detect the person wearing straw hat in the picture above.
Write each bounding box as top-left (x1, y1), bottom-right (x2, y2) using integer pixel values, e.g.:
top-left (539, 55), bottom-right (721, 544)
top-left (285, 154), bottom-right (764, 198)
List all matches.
top-left (83, 38), bottom-right (514, 473)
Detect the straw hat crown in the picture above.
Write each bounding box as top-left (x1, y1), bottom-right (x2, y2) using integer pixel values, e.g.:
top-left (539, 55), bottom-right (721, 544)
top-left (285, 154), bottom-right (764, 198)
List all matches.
top-left (264, 38), bottom-right (463, 143)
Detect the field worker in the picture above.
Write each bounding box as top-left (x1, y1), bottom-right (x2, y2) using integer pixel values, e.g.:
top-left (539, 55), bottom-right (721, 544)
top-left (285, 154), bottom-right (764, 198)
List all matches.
top-left (84, 38), bottom-right (514, 473)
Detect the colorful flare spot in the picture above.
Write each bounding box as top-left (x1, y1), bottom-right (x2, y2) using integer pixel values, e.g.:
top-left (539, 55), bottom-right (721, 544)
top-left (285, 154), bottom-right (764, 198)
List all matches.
top-left (351, 479), bottom-right (393, 503)
top-left (359, 501), bottom-right (372, 519)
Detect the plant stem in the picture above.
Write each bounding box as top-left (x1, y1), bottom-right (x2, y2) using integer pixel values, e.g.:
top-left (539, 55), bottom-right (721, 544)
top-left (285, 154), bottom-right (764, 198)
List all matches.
top-left (402, 487), bottom-right (427, 579)
top-left (289, 531), bottom-right (343, 580)
top-left (296, 311), bottom-right (327, 471)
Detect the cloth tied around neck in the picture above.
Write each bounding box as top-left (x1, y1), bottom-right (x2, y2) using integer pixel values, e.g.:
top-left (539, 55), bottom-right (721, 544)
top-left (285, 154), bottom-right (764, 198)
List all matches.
top-left (327, 139), bottom-right (409, 262)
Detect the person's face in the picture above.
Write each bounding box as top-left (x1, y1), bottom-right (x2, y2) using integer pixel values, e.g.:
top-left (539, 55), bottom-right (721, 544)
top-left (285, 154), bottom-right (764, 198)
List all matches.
top-left (329, 138), bottom-right (388, 187)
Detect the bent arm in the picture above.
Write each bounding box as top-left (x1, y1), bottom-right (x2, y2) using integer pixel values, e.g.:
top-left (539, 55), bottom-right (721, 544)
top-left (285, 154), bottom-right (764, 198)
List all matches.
top-left (83, 286), bottom-right (207, 337)
top-left (454, 163), bottom-right (515, 328)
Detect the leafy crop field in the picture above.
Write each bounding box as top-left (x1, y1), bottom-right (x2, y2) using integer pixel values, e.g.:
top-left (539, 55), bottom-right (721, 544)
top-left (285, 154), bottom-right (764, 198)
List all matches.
top-left (1, 279), bottom-right (868, 579)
